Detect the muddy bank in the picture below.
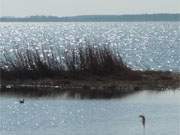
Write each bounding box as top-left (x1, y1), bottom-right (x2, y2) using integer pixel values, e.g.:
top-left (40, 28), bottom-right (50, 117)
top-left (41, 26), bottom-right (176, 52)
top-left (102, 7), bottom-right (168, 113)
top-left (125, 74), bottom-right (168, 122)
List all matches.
top-left (1, 72), bottom-right (180, 99)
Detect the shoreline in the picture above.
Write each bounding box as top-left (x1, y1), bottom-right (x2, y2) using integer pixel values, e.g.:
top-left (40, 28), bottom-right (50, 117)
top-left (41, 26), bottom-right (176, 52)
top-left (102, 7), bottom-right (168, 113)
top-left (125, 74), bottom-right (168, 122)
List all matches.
top-left (1, 72), bottom-right (180, 98)
top-left (1, 44), bottom-right (180, 98)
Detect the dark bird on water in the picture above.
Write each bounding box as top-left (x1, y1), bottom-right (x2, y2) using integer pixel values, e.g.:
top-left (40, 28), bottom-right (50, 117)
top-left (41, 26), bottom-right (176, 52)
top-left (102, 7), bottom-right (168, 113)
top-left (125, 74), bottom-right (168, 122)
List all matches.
top-left (19, 99), bottom-right (24, 104)
top-left (139, 115), bottom-right (146, 128)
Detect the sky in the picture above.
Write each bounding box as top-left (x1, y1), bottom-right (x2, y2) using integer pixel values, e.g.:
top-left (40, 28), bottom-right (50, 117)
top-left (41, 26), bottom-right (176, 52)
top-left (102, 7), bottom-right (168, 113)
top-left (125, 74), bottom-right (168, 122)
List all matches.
top-left (0, 0), bottom-right (180, 17)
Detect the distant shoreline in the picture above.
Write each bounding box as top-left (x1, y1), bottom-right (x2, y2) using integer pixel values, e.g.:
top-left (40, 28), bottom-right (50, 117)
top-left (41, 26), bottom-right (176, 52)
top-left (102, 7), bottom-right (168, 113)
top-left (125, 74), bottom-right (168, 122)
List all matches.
top-left (0, 14), bottom-right (180, 22)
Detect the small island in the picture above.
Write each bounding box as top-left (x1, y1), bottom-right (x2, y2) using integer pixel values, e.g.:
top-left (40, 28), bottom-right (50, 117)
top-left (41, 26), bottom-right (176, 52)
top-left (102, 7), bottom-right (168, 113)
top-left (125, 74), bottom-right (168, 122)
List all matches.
top-left (1, 44), bottom-right (179, 98)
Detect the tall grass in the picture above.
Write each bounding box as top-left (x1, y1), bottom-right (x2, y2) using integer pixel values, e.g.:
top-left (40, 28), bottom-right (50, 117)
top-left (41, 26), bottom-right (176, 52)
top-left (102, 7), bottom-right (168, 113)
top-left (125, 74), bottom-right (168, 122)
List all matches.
top-left (0, 44), bottom-right (139, 80)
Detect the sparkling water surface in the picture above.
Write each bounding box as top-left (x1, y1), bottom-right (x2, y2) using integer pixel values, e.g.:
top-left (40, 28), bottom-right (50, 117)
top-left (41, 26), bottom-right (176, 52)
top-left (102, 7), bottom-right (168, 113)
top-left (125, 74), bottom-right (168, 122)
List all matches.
top-left (0, 90), bottom-right (180, 135)
top-left (0, 22), bottom-right (180, 71)
top-left (0, 22), bottom-right (180, 135)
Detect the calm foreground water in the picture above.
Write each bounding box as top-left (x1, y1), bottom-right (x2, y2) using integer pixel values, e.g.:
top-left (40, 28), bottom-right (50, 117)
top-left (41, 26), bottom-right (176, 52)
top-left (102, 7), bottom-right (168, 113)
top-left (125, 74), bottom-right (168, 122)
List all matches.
top-left (0, 22), bottom-right (180, 72)
top-left (0, 90), bottom-right (180, 135)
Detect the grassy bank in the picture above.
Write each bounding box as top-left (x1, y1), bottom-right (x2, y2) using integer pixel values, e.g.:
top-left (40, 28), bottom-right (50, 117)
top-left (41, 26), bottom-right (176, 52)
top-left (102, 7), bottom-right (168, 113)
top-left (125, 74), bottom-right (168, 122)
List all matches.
top-left (0, 44), bottom-right (180, 98)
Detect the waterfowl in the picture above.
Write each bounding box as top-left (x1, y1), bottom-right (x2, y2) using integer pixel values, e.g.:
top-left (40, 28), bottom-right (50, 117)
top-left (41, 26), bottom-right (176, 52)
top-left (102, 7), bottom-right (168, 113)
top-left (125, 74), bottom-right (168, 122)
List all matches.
top-left (139, 115), bottom-right (145, 128)
top-left (19, 99), bottom-right (24, 104)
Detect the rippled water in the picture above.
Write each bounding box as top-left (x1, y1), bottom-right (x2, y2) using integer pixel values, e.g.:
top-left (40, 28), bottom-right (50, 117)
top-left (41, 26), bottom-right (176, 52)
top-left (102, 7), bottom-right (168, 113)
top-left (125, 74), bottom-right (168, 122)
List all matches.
top-left (0, 23), bottom-right (180, 134)
top-left (0, 22), bottom-right (180, 71)
top-left (0, 90), bottom-right (180, 135)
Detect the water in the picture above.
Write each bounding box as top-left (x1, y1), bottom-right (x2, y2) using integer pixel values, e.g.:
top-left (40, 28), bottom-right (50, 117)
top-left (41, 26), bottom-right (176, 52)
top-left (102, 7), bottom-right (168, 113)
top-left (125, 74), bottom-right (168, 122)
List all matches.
top-left (0, 22), bottom-right (180, 71)
top-left (0, 90), bottom-right (180, 135)
top-left (0, 22), bottom-right (180, 134)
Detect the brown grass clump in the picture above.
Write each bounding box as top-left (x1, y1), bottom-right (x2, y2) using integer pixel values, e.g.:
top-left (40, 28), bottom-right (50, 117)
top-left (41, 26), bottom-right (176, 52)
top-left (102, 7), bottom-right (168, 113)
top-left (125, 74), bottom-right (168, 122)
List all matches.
top-left (0, 44), bottom-right (137, 80)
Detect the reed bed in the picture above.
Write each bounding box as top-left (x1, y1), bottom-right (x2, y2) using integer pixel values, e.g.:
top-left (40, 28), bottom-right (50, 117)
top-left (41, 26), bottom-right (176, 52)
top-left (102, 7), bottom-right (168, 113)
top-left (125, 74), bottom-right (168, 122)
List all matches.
top-left (0, 44), bottom-right (140, 80)
top-left (1, 44), bottom-right (180, 98)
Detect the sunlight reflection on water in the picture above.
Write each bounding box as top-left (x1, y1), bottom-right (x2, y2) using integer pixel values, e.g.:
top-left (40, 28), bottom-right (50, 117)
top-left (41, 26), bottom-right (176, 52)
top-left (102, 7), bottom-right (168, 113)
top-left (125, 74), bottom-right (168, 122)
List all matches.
top-left (0, 22), bottom-right (180, 72)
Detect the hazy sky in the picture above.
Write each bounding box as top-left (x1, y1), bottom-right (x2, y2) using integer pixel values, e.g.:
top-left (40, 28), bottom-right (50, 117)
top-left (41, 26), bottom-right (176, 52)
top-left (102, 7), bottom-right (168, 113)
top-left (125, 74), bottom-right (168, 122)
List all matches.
top-left (0, 0), bottom-right (180, 17)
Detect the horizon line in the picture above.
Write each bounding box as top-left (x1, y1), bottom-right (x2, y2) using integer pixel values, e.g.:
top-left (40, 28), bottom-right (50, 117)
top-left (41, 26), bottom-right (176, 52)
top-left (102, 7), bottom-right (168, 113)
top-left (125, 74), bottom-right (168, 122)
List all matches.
top-left (1, 13), bottom-right (180, 18)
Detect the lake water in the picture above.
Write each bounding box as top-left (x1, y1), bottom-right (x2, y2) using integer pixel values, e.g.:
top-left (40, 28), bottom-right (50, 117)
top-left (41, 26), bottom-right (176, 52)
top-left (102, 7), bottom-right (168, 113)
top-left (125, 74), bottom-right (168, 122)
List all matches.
top-left (0, 22), bottom-right (180, 71)
top-left (0, 90), bottom-right (180, 135)
top-left (0, 22), bottom-right (180, 135)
